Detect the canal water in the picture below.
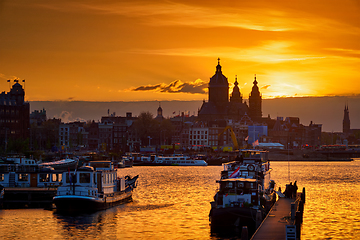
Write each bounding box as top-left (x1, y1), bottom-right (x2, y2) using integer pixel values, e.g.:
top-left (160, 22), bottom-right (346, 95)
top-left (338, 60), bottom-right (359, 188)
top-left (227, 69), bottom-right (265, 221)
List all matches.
top-left (0, 159), bottom-right (359, 239)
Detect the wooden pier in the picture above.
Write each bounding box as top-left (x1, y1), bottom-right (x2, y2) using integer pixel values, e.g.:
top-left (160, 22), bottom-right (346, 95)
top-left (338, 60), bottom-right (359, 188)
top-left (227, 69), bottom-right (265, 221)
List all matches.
top-left (250, 188), bottom-right (305, 240)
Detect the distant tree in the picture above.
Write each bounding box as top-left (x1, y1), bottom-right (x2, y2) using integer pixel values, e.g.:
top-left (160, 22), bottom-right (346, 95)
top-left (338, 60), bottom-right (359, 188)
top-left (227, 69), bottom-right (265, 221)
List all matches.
top-left (159, 119), bottom-right (175, 145)
top-left (7, 138), bottom-right (29, 154)
top-left (132, 112), bottom-right (158, 146)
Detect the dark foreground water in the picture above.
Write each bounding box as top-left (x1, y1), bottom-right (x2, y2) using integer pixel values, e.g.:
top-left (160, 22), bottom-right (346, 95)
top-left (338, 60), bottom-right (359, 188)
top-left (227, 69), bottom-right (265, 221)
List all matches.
top-left (0, 160), bottom-right (359, 239)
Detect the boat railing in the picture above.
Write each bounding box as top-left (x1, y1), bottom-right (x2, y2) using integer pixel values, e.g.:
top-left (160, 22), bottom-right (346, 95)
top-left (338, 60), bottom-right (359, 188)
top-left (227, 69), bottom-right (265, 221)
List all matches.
top-left (57, 189), bottom-right (123, 198)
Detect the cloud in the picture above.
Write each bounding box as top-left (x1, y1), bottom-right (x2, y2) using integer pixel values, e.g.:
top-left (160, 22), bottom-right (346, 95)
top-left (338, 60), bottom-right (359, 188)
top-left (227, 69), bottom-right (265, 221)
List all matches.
top-left (262, 85), bottom-right (271, 89)
top-left (131, 79), bottom-right (207, 94)
top-left (54, 110), bottom-right (86, 123)
top-left (55, 111), bottom-right (73, 123)
top-left (133, 84), bottom-right (162, 91)
top-left (129, 42), bottom-right (327, 63)
top-left (34, 2), bottom-right (301, 32)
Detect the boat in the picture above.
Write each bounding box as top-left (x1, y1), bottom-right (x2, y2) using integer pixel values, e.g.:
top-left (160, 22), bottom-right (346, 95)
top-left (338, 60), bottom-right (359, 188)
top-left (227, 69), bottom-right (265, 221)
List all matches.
top-left (53, 160), bottom-right (138, 213)
top-left (0, 160), bottom-right (64, 208)
top-left (38, 157), bottom-right (78, 171)
top-left (133, 154), bottom-right (208, 166)
top-left (0, 161), bottom-right (63, 188)
top-left (209, 149), bottom-right (276, 233)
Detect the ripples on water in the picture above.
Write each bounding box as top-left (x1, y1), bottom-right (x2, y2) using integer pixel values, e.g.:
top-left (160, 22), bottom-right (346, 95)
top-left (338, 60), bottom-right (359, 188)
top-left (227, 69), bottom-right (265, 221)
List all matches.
top-left (0, 161), bottom-right (359, 239)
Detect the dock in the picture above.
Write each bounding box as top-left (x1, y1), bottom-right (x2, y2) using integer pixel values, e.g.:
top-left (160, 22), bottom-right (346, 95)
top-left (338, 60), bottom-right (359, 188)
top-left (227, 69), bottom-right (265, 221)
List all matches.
top-left (251, 188), bottom-right (305, 240)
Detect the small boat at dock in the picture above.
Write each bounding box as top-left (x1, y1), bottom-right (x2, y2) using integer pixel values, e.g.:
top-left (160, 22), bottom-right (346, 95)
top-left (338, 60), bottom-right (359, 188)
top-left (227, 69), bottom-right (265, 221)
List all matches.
top-left (53, 161), bottom-right (138, 213)
top-left (209, 150), bottom-right (276, 233)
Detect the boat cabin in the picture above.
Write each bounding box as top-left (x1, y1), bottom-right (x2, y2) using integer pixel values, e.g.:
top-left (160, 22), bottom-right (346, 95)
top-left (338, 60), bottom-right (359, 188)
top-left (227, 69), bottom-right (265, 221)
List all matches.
top-left (216, 178), bottom-right (259, 207)
top-left (0, 164), bottom-right (63, 188)
top-left (240, 150), bottom-right (268, 164)
top-left (56, 161), bottom-right (125, 198)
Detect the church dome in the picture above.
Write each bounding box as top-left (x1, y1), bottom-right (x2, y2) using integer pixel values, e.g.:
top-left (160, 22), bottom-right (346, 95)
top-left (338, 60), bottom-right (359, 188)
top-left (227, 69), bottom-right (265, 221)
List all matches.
top-left (209, 58), bottom-right (228, 87)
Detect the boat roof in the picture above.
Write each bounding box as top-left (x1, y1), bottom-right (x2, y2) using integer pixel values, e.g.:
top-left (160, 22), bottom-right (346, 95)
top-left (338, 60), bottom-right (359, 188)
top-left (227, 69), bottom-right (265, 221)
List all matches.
top-left (241, 149), bottom-right (268, 153)
top-left (219, 178), bottom-right (257, 183)
top-left (39, 158), bottom-right (77, 166)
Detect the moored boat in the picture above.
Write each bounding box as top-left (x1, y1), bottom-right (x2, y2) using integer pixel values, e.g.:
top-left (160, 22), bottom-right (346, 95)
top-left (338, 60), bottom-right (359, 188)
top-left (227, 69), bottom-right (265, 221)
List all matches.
top-left (38, 158), bottom-right (78, 171)
top-left (53, 160), bottom-right (138, 213)
top-left (134, 154), bottom-right (207, 166)
top-left (209, 150), bottom-right (276, 233)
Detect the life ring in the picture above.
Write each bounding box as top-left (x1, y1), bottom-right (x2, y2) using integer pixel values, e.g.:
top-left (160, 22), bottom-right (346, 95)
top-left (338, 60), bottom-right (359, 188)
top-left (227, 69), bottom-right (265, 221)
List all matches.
top-left (247, 164), bottom-right (255, 171)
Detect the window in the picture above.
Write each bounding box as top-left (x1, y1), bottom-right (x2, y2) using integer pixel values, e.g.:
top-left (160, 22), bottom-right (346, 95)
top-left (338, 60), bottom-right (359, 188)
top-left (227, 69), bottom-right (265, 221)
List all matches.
top-left (39, 174), bottom-right (50, 182)
top-left (66, 173), bottom-right (77, 183)
top-left (0, 173), bottom-right (4, 181)
top-left (18, 173), bottom-right (28, 182)
top-left (52, 174), bottom-right (62, 182)
top-left (237, 182), bottom-right (244, 188)
top-left (80, 173), bottom-right (91, 183)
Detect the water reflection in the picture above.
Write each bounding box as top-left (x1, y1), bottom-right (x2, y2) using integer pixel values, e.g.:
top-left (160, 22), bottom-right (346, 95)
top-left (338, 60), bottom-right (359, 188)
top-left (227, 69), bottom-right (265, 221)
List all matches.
top-left (0, 162), bottom-right (359, 239)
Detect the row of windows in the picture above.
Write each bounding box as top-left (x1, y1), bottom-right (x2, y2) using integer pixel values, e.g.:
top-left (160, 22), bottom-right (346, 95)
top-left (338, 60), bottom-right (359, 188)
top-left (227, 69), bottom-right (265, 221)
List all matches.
top-left (189, 135), bottom-right (207, 140)
top-left (189, 130), bottom-right (208, 135)
top-left (0, 109), bottom-right (20, 114)
top-left (189, 140), bottom-right (207, 145)
top-left (0, 119), bottom-right (19, 123)
top-left (0, 173), bottom-right (63, 182)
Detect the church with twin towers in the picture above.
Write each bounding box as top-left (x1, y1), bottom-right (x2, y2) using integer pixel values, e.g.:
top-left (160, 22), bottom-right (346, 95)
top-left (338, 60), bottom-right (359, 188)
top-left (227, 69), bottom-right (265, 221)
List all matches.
top-left (198, 58), bottom-right (262, 123)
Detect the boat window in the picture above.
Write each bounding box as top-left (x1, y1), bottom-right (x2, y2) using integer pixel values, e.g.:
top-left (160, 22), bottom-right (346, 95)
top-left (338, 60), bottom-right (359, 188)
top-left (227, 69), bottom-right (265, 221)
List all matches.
top-left (237, 182), bottom-right (244, 188)
top-left (181, 161), bottom-right (185, 163)
top-left (66, 173), bottom-right (77, 183)
top-left (39, 173), bottom-right (50, 182)
top-left (52, 174), bottom-right (62, 182)
top-left (226, 182), bottom-right (233, 188)
top-left (245, 182), bottom-right (255, 189)
top-left (248, 172), bottom-right (255, 177)
top-left (80, 173), bottom-right (91, 183)
top-left (0, 173), bottom-right (4, 181)
top-left (18, 173), bottom-right (28, 182)
top-left (191, 161), bottom-right (194, 164)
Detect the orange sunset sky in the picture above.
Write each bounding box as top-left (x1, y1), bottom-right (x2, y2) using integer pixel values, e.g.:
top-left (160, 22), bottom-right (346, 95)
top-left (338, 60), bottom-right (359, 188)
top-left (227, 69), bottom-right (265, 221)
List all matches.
top-left (1, 0), bottom-right (359, 102)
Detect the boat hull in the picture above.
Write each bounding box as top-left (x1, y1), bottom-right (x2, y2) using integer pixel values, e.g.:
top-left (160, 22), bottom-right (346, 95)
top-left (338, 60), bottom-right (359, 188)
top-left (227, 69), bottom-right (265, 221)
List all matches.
top-left (54, 191), bottom-right (132, 213)
top-left (209, 206), bottom-right (263, 233)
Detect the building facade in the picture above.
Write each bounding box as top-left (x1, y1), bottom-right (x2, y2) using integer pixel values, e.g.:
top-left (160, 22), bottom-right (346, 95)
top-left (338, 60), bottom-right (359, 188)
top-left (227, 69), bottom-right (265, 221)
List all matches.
top-left (0, 82), bottom-right (30, 151)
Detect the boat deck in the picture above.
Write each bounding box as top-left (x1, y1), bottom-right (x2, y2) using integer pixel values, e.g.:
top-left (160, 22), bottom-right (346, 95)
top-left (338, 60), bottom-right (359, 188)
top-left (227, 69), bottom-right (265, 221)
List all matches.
top-left (251, 195), bottom-right (299, 240)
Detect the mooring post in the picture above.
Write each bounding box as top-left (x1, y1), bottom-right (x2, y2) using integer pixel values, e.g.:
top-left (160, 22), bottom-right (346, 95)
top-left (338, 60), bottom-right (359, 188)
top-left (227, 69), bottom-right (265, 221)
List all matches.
top-left (296, 211), bottom-right (301, 238)
top-left (302, 187), bottom-right (306, 203)
top-left (298, 200), bottom-right (304, 223)
top-left (291, 202), bottom-right (296, 220)
top-left (256, 210), bottom-right (262, 228)
top-left (241, 226), bottom-right (248, 240)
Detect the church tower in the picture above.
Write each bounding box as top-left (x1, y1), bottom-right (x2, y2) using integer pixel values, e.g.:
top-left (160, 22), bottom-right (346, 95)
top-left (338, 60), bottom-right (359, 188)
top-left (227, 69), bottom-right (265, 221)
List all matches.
top-left (248, 74), bottom-right (262, 122)
top-left (208, 58), bottom-right (229, 105)
top-left (343, 104), bottom-right (350, 133)
top-left (230, 75), bottom-right (242, 103)
top-left (155, 102), bottom-right (164, 122)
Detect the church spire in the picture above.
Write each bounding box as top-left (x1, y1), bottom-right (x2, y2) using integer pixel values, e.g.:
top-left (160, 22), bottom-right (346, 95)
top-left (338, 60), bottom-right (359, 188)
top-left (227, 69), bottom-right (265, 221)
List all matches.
top-left (343, 103), bottom-right (350, 133)
top-left (230, 75), bottom-right (242, 103)
top-left (216, 57), bottom-right (222, 73)
top-left (249, 74), bottom-right (262, 123)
